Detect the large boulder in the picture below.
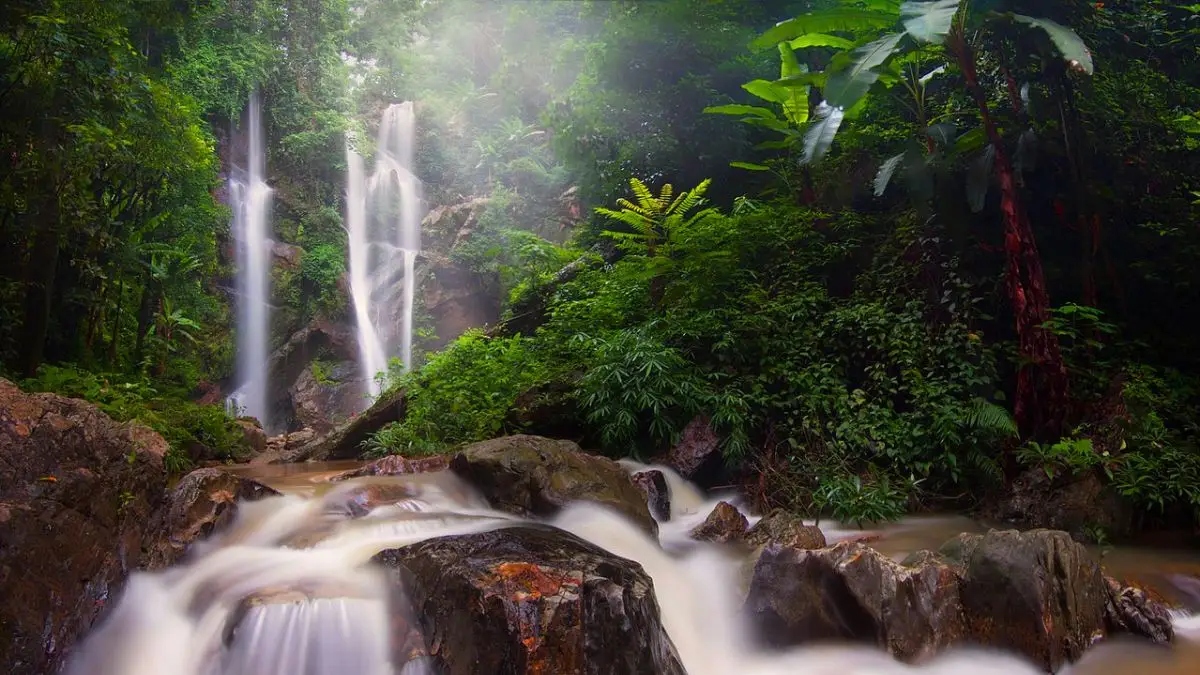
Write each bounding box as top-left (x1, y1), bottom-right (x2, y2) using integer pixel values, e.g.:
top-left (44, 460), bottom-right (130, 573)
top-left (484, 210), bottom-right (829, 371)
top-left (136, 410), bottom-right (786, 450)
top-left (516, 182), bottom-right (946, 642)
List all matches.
top-left (744, 509), bottom-right (826, 551)
top-left (449, 435), bottom-right (657, 535)
top-left (419, 256), bottom-right (501, 352)
top-left (982, 467), bottom-right (1131, 542)
top-left (937, 528), bottom-right (1109, 671)
top-left (0, 379), bottom-right (168, 675)
top-left (1102, 576), bottom-right (1175, 644)
top-left (744, 542), bottom-right (965, 662)
top-left (285, 386), bottom-right (406, 462)
top-left (289, 360), bottom-right (370, 434)
top-left (142, 468), bottom-right (279, 569)
top-left (263, 319), bottom-right (360, 434)
top-left (375, 526), bottom-right (685, 675)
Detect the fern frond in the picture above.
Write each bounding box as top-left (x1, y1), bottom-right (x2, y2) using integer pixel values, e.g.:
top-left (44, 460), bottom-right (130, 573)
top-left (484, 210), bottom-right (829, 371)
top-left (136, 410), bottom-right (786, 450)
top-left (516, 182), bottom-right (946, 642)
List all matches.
top-left (629, 178), bottom-right (659, 213)
top-left (965, 398), bottom-right (1018, 438)
top-left (615, 198), bottom-right (655, 219)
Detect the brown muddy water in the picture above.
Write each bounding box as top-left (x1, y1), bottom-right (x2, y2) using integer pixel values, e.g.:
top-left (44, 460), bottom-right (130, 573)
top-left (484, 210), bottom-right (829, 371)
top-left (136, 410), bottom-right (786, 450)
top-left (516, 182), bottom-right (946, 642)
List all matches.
top-left (226, 462), bottom-right (1200, 674)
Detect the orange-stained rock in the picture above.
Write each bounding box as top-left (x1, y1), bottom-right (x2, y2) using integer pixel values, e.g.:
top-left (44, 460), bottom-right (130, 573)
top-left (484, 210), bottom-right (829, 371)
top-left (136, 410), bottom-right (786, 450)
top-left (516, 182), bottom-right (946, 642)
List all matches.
top-left (0, 379), bottom-right (167, 675)
top-left (744, 509), bottom-right (826, 550)
top-left (690, 501), bottom-right (748, 543)
top-left (142, 468), bottom-right (279, 568)
top-left (331, 453), bottom-right (449, 480)
top-left (376, 526), bottom-right (684, 675)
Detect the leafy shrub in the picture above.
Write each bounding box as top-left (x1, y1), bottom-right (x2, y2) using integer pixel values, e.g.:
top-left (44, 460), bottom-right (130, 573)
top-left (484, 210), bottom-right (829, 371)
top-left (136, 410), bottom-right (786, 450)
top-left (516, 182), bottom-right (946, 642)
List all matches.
top-left (365, 331), bottom-right (552, 456)
top-left (20, 364), bottom-right (248, 471)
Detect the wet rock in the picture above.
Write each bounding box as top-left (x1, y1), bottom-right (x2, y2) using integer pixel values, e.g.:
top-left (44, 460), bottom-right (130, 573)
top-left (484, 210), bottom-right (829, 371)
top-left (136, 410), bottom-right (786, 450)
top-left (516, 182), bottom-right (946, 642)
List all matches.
top-left (419, 256), bottom-right (501, 352)
top-left (666, 415), bottom-right (721, 481)
top-left (271, 241), bottom-right (304, 270)
top-left (263, 319), bottom-right (360, 433)
top-left (0, 379), bottom-right (168, 675)
top-left (631, 470), bottom-right (671, 522)
top-left (143, 468), bottom-right (279, 568)
top-left (286, 386), bottom-right (406, 462)
top-left (982, 467), bottom-right (1131, 542)
top-left (257, 427), bottom-right (318, 464)
top-left (690, 501), bottom-right (748, 543)
top-left (376, 526), bottom-right (685, 675)
top-left (938, 528), bottom-right (1108, 671)
top-left (744, 542), bottom-right (965, 661)
top-left (744, 509), bottom-right (826, 550)
top-left (289, 360), bottom-right (370, 434)
top-left (449, 435), bottom-right (657, 536)
top-left (234, 417), bottom-right (267, 456)
top-left (1102, 576), bottom-right (1175, 644)
top-left (332, 454), bottom-right (450, 480)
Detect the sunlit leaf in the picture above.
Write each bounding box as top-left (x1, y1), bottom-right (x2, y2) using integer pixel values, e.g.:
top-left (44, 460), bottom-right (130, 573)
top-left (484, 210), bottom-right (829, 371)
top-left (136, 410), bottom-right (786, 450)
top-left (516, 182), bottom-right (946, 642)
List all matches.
top-left (901, 0), bottom-right (960, 43)
top-left (919, 65), bottom-right (947, 84)
top-left (703, 104), bottom-right (779, 119)
top-left (823, 33), bottom-right (903, 108)
top-left (752, 10), bottom-right (901, 50)
top-left (742, 79), bottom-right (788, 104)
top-left (967, 144), bottom-right (996, 213)
top-left (874, 152), bottom-right (906, 196)
top-left (789, 33), bottom-right (856, 50)
top-left (731, 162), bottom-right (771, 171)
top-left (801, 102), bottom-right (845, 164)
top-left (954, 127), bottom-right (987, 155)
top-left (1012, 14), bottom-right (1094, 76)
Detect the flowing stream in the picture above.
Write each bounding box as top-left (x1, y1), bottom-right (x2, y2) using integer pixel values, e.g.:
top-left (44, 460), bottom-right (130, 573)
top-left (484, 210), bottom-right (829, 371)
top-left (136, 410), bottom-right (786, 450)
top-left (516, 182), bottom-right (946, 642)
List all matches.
top-left (226, 92), bottom-right (274, 429)
top-left (71, 462), bottom-right (1198, 675)
top-left (345, 102), bottom-right (424, 398)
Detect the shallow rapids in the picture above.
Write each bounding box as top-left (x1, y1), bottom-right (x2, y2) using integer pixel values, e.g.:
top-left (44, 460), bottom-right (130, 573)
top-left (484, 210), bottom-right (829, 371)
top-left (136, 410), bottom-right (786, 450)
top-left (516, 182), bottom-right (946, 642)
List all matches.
top-left (69, 465), bottom-right (1197, 675)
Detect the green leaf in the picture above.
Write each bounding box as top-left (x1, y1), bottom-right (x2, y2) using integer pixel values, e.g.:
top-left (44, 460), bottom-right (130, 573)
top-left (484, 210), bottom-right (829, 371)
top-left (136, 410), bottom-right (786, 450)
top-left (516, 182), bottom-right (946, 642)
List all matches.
top-left (789, 33), bottom-right (856, 50)
top-left (779, 43), bottom-right (803, 79)
top-left (1011, 14), bottom-right (1094, 76)
top-left (752, 10), bottom-right (901, 50)
top-left (742, 79), bottom-right (788, 104)
top-left (703, 104), bottom-right (779, 119)
top-left (901, 0), bottom-right (960, 43)
top-left (874, 152), bottom-right (906, 196)
top-left (801, 102), bottom-right (845, 164)
top-left (823, 33), bottom-right (903, 108)
top-left (730, 162), bottom-right (771, 171)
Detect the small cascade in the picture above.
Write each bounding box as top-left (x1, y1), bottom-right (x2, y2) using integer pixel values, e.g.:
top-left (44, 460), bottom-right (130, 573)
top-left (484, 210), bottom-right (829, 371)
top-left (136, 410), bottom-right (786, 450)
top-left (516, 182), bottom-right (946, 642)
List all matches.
top-left (345, 102), bottom-right (424, 398)
top-left (66, 465), bottom-right (1200, 675)
top-left (226, 92), bottom-right (273, 428)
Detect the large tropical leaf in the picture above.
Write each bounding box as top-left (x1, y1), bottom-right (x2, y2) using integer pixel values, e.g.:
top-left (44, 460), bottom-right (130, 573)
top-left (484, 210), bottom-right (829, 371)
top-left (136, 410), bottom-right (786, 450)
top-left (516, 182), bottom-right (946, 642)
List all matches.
top-left (967, 144), bottom-right (996, 213)
top-left (703, 104), bottom-right (779, 119)
top-left (752, 9), bottom-right (900, 50)
top-left (801, 102), bottom-right (845, 164)
top-left (1012, 15), bottom-right (1094, 76)
top-left (822, 33), bottom-right (904, 108)
top-left (901, 0), bottom-right (960, 43)
top-left (778, 45), bottom-right (811, 125)
top-left (925, 122), bottom-right (956, 147)
top-left (779, 43), bottom-right (804, 79)
top-left (789, 33), bottom-right (856, 50)
top-left (874, 152), bottom-right (906, 196)
top-left (742, 79), bottom-right (789, 104)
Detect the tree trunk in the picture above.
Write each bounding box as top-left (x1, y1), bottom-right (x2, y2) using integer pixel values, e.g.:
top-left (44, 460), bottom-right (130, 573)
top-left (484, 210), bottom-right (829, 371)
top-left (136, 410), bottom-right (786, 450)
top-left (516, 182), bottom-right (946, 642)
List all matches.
top-left (17, 190), bottom-right (61, 377)
top-left (134, 272), bottom-right (159, 370)
top-left (954, 36), bottom-right (1068, 440)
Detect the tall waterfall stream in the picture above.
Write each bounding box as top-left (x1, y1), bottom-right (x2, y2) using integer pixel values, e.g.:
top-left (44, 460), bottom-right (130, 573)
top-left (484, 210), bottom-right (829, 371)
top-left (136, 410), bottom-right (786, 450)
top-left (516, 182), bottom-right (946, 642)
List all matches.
top-left (66, 463), bottom-right (1198, 675)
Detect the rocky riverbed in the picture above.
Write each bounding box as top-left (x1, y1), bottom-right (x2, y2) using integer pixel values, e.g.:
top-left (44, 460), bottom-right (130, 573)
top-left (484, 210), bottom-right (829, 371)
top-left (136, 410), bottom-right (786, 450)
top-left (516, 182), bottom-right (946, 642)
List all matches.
top-left (1, 380), bottom-right (1197, 675)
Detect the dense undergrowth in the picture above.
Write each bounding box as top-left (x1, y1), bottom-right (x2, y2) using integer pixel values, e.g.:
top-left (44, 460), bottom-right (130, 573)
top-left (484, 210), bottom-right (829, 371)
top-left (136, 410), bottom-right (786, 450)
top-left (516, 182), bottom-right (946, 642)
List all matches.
top-left (367, 177), bottom-right (1200, 529)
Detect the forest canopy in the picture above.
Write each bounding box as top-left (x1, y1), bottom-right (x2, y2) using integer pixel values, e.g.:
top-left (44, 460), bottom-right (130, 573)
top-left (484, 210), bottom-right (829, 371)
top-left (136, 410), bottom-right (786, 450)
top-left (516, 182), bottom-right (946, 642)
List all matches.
top-left (2, 0), bottom-right (1199, 535)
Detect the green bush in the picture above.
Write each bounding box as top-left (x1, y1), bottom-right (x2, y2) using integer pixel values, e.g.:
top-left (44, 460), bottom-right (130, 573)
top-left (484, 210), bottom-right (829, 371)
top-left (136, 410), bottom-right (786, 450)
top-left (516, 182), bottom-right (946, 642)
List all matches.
top-left (366, 331), bottom-right (552, 456)
top-left (20, 364), bottom-right (249, 473)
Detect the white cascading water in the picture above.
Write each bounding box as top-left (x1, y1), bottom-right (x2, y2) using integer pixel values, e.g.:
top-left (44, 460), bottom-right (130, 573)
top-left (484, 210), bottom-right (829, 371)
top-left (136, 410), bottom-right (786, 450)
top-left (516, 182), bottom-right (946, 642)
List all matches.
top-left (226, 92), bottom-right (273, 429)
top-left (345, 102), bottom-right (424, 398)
top-left (65, 462), bottom-right (1198, 675)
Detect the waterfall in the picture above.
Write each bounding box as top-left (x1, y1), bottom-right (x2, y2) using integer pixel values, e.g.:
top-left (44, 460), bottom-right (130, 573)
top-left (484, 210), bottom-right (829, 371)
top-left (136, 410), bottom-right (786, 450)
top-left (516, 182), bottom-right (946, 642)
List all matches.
top-left (345, 102), bottom-right (424, 398)
top-left (227, 92), bottom-right (273, 429)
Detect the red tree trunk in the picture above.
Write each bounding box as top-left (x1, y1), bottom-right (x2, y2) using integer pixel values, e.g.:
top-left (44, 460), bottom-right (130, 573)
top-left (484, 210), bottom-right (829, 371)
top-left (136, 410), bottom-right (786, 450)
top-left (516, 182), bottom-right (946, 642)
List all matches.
top-left (954, 37), bottom-right (1069, 439)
